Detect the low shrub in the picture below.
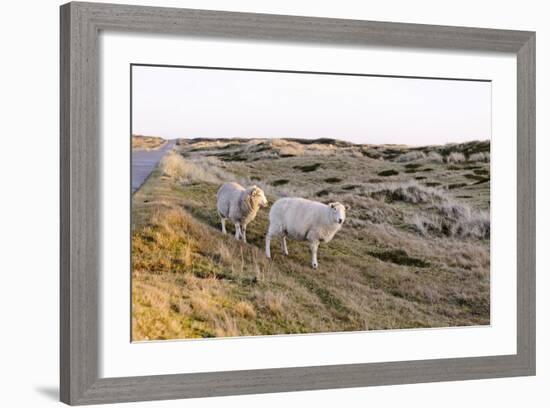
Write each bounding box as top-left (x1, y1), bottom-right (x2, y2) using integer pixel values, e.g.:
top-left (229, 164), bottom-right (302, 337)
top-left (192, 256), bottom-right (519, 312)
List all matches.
top-left (408, 203), bottom-right (490, 240)
top-left (427, 151), bottom-right (444, 163)
top-left (468, 152), bottom-right (490, 162)
top-left (395, 151), bottom-right (426, 163)
top-left (447, 152), bottom-right (466, 164)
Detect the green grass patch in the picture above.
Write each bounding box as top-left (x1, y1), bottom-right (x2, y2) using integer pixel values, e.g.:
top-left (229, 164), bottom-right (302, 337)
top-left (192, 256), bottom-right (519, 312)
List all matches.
top-left (378, 169), bottom-right (399, 177)
top-left (464, 173), bottom-right (488, 181)
top-left (293, 163), bottom-right (322, 172)
top-left (216, 153), bottom-right (248, 162)
top-left (473, 177), bottom-right (490, 185)
top-left (368, 249), bottom-right (430, 268)
top-left (448, 183), bottom-right (467, 190)
top-left (361, 150), bottom-right (382, 159)
top-left (271, 179), bottom-right (290, 186)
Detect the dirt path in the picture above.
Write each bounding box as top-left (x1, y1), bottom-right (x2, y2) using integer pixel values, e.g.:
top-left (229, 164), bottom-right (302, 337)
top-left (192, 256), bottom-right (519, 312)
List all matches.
top-left (132, 139), bottom-right (176, 193)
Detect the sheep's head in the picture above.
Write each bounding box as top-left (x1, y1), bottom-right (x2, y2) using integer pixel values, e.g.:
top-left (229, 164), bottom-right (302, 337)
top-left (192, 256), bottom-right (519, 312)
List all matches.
top-left (247, 185), bottom-right (268, 208)
top-left (328, 202), bottom-right (347, 225)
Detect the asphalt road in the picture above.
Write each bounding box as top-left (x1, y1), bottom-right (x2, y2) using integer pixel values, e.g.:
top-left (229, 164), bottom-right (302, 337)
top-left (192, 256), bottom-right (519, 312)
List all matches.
top-left (132, 139), bottom-right (176, 193)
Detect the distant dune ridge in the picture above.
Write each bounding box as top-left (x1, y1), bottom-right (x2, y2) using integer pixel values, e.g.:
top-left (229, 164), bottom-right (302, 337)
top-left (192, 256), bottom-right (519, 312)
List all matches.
top-left (132, 134), bottom-right (166, 150)
top-left (131, 137), bottom-right (490, 341)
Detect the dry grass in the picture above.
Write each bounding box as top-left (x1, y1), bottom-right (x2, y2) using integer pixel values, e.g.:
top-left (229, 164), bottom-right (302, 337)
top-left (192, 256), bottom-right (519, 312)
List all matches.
top-left (360, 181), bottom-right (490, 239)
top-left (235, 301), bottom-right (257, 318)
top-left (132, 135), bottom-right (165, 150)
top-left (132, 171), bottom-right (345, 339)
top-left (132, 137), bottom-right (491, 340)
top-left (408, 208), bottom-right (490, 240)
top-left (159, 152), bottom-right (225, 184)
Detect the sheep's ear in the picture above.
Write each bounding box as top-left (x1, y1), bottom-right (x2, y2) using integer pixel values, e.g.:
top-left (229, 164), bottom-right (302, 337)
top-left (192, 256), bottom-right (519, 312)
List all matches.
top-left (329, 203), bottom-right (335, 208)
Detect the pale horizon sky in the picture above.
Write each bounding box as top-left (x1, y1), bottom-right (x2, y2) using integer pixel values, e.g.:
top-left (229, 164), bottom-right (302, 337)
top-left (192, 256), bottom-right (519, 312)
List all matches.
top-left (132, 65), bottom-right (491, 146)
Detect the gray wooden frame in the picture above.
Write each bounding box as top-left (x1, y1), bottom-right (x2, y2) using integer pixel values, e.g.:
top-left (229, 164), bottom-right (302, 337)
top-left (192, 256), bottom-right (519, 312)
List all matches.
top-left (60, 1), bottom-right (536, 405)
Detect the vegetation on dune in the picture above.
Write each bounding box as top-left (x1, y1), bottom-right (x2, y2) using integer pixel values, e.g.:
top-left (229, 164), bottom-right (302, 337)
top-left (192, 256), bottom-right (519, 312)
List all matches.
top-left (395, 151), bottom-right (426, 163)
top-left (132, 134), bottom-right (165, 150)
top-left (447, 152), bottom-right (466, 164)
top-left (132, 137), bottom-right (491, 340)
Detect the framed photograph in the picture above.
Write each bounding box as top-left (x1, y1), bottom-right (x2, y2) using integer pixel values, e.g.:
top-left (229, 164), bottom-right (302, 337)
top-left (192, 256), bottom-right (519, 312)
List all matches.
top-left (60, 2), bottom-right (535, 405)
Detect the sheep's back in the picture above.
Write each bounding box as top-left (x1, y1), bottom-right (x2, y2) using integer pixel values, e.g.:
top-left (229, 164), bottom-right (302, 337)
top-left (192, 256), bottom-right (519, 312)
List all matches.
top-left (270, 198), bottom-right (328, 239)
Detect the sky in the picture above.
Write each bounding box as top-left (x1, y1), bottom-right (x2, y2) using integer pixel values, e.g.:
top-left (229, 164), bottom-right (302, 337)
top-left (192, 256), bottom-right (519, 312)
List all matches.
top-left (132, 65), bottom-right (491, 146)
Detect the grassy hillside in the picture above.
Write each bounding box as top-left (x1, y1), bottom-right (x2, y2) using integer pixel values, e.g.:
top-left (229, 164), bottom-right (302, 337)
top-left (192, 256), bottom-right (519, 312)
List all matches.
top-left (131, 138), bottom-right (490, 341)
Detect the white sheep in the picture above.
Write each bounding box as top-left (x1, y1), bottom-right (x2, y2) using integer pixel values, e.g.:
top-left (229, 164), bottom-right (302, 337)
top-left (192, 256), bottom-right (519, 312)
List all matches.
top-left (265, 197), bottom-right (347, 269)
top-left (216, 182), bottom-right (268, 243)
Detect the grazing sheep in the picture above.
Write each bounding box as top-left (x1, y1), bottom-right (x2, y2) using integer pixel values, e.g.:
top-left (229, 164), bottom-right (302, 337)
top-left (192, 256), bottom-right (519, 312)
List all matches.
top-left (265, 198), bottom-right (347, 269)
top-left (216, 182), bottom-right (268, 243)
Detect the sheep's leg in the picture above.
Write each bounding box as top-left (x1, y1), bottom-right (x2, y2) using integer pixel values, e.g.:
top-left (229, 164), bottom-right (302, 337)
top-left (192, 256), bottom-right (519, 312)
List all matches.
top-left (265, 233), bottom-right (272, 259)
top-left (266, 223), bottom-right (282, 259)
top-left (281, 236), bottom-right (289, 256)
top-left (220, 217), bottom-right (227, 234)
top-left (234, 224), bottom-right (241, 240)
top-left (310, 241), bottom-right (320, 269)
top-left (241, 225), bottom-right (247, 243)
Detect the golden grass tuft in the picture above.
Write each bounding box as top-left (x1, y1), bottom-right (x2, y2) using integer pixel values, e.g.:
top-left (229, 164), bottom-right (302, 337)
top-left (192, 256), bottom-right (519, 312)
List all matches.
top-left (235, 301), bottom-right (257, 318)
top-left (159, 152), bottom-right (227, 185)
top-left (264, 292), bottom-right (285, 316)
top-left (158, 152), bottom-right (187, 179)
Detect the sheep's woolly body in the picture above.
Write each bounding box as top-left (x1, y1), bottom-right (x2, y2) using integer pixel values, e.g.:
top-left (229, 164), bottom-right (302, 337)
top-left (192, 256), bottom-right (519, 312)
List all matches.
top-left (268, 198), bottom-right (342, 243)
top-left (216, 182), bottom-right (267, 242)
top-left (266, 197), bottom-right (346, 268)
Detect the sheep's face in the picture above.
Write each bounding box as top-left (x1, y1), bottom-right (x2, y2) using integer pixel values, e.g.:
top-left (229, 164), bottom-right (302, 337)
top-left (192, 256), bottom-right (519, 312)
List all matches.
top-left (249, 186), bottom-right (268, 208)
top-left (329, 202), bottom-right (346, 225)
